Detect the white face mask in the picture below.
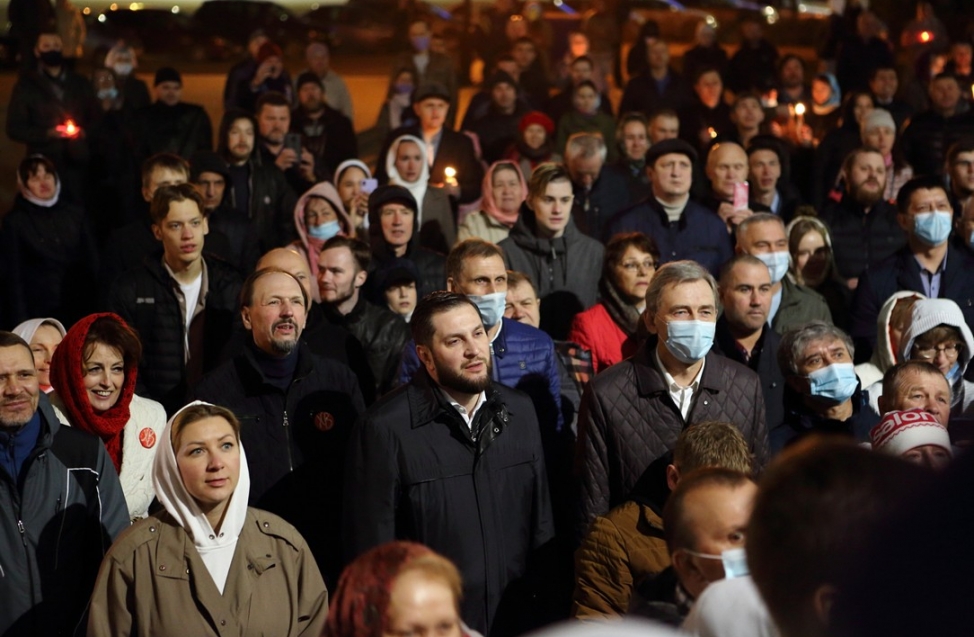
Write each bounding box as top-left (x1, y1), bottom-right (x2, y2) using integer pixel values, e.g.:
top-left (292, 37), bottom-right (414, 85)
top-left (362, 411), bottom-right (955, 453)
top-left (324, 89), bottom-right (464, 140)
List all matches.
top-left (112, 62), bottom-right (133, 76)
top-left (755, 250), bottom-right (790, 284)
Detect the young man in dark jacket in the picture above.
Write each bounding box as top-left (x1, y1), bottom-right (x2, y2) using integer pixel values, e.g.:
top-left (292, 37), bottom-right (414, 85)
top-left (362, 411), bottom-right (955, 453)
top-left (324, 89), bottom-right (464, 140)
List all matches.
top-left (195, 268), bottom-right (364, 590)
top-left (0, 332), bottom-right (128, 636)
top-left (108, 184), bottom-right (242, 415)
top-left (345, 292), bottom-right (554, 636)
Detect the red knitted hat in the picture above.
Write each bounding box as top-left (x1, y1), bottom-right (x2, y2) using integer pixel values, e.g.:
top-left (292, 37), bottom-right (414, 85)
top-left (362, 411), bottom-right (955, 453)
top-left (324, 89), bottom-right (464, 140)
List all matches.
top-left (870, 409), bottom-right (951, 457)
top-left (519, 110), bottom-right (555, 135)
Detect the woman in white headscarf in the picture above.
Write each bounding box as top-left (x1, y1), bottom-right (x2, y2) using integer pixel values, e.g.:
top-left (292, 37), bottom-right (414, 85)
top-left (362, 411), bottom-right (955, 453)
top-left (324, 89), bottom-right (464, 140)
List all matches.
top-left (12, 317), bottom-right (66, 393)
top-left (87, 401), bottom-right (328, 637)
top-left (384, 134), bottom-right (456, 253)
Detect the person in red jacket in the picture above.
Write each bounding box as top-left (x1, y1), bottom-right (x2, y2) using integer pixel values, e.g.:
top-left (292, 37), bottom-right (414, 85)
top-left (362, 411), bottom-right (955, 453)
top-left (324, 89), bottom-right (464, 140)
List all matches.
top-left (568, 232), bottom-right (659, 373)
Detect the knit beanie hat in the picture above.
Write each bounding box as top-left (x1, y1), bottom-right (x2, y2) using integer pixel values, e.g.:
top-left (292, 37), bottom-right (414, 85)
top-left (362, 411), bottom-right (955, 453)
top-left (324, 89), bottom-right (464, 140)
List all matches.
top-left (519, 110), bottom-right (555, 135)
top-left (861, 108), bottom-right (895, 134)
top-left (870, 409), bottom-right (952, 457)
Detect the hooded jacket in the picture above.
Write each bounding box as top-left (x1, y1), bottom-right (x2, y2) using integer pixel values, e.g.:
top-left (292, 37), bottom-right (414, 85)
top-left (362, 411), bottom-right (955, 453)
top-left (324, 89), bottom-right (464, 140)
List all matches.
top-left (291, 181), bottom-right (353, 302)
top-left (855, 290), bottom-right (925, 391)
top-left (500, 202), bottom-right (604, 336)
top-left (384, 134), bottom-right (457, 252)
top-left (0, 394), bottom-right (128, 637)
top-left (86, 402), bottom-right (328, 637)
top-left (367, 196), bottom-right (446, 300)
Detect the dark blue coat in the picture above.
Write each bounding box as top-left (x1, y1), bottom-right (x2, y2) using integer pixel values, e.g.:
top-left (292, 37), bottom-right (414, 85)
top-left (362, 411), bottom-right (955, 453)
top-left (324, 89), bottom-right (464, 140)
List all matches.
top-left (851, 245), bottom-right (974, 363)
top-left (604, 196), bottom-right (733, 276)
top-left (398, 317), bottom-right (563, 434)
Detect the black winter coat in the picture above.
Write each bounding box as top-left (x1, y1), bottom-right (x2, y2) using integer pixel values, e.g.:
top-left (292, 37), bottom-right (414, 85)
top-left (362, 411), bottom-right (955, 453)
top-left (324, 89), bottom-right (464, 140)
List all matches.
top-left (227, 153), bottom-right (298, 252)
top-left (901, 109), bottom-right (974, 177)
top-left (376, 125), bottom-right (485, 205)
top-left (0, 194), bottom-right (99, 327)
top-left (194, 342), bottom-right (365, 589)
top-left (819, 195), bottom-right (906, 281)
top-left (619, 70), bottom-right (692, 118)
top-left (344, 371), bottom-right (555, 636)
top-left (576, 342), bottom-right (770, 537)
top-left (134, 101), bottom-right (213, 162)
top-left (107, 255), bottom-right (242, 415)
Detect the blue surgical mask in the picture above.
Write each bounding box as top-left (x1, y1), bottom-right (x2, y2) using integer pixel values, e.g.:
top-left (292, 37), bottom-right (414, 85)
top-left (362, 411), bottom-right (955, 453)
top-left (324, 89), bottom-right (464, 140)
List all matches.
top-left (968, 229), bottom-right (974, 251)
top-left (97, 87), bottom-right (118, 101)
top-left (307, 219), bottom-right (341, 240)
top-left (806, 362), bottom-right (858, 403)
top-left (913, 210), bottom-right (952, 246)
top-left (755, 250), bottom-right (790, 284)
top-left (411, 35), bottom-right (431, 52)
top-left (947, 362), bottom-right (963, 384)
top-left (468, 292), bottom-right (507, 328)
top-left (684, 547), bottom-right (750, 580)
top-left (664, 320), bottom-right (715, 364)
top-left (112, 62), bottom-right (133, 77)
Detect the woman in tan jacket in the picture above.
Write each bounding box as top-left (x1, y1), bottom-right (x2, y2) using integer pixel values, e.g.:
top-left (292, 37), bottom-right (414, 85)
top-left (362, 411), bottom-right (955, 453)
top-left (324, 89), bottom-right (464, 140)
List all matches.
top-left (87, 402), bottom-right (328, 637)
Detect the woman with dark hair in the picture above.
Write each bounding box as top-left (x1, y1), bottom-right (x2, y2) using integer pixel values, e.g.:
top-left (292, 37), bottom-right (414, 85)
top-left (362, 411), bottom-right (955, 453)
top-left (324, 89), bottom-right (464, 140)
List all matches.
top-left (786, 215), bottom-right (851, 329)
top-left (555, 80), bottom-right (617, 160)
top-left (504, 111), bottom-right (560, 179)
top-left (375, 67), bottom-right (418, 142)
top-left (0, 154), bottom-right (98, 327)
top-left (292, 182), bottom-right (353, 301)
top-left (325, 541), bottom-right (470, 637)
top-left (88, 401), bottom-right (328, 636)
top-left (50, 313), bottom-right (166, 521)
top-left (568, 232), bottom-right (660, 373)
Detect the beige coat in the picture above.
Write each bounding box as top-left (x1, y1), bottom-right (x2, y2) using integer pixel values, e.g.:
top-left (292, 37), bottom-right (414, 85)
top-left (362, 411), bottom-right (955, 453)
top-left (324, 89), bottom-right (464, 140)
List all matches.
top-left (87, 508), bottom-right (328, 637)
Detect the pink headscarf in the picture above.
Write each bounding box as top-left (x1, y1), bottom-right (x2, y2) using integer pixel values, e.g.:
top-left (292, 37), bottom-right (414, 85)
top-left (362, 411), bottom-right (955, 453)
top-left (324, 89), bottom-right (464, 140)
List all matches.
top-left (293, 182), bottom-right (352, 300)
top-left (479, 161), bottom-right (528, 228)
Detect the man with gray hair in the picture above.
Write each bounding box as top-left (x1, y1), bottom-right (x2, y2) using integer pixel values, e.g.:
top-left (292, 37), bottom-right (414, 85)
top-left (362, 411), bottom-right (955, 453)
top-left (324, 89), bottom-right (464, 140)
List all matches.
top-left (565, 132), bottom-right (631, 238)
top-left (775, 320), bottom-right (878, 452)
top-left (577, 260), bottom-right (769, 536)
top-left (735, 212), bottom-right (832, 334)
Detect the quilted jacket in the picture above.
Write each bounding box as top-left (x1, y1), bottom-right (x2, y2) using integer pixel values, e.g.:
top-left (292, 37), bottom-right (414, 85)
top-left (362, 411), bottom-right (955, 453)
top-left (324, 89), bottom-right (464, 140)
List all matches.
top-left (398, 317), bottom-right (563, 434)
top-left (572, 498), bottom-right (670, 619)
top-left (576, 341), bottom-right (769, 536)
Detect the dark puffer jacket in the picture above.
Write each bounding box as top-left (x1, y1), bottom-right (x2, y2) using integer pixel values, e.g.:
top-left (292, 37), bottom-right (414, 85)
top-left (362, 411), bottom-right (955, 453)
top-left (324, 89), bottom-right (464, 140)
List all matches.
top-left (576, 341), bottom-right (769, 537)
top-left (194, 342), bottom-right (364, 589)
top-left (399, 317), bottom-right (563, 434)
top-left (819, 195), bottom-right (906, 281)
top-left (108, 254), bottom-right (242, 414)
top-left (901, 109), bottom-right (974, 177)
top-left (322, 295), bottom-right (410, 397)
top-left (500, 204), bottom-right (604, 338)
top-left (367, 200), bottom-right (446, 299)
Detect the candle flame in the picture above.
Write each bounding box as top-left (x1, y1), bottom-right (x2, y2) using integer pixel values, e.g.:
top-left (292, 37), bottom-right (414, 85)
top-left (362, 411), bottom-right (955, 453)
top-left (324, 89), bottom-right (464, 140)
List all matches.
top-left (795, 103), bottom-right (806, 116)
top-left (920, 31), bottom-right (932, 43)
top-left (444, 167), bottom-right (456, 178)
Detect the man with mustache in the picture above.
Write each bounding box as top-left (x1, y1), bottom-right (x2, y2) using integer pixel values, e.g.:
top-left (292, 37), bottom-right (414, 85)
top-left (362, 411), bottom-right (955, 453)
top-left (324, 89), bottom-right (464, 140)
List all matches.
top-left (194, 267), bottom-right (365, 591)
top-left (820, 148), bottom-right (906, 291)
top-left (345, 291), bottom-right (554, 636)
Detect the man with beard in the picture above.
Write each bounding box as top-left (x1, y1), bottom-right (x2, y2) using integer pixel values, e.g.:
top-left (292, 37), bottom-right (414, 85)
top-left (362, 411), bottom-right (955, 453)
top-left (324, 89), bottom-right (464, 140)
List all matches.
top-left (317, 236), bottom-right (410, 396)
top-left (344, 291), bottom-right (554, 637)
top-left (195, 267), bottom-right (365, 590)
top-left (820, 148), bottom-right (905, 287)
top-left (256, 91), bottom-right (320, 196)
top-left (218, 109), bottom-right (296, 252)
top-left (291, 72), bottom-right (356, 177)
top-left (134, 67), bottom-right (213, 163)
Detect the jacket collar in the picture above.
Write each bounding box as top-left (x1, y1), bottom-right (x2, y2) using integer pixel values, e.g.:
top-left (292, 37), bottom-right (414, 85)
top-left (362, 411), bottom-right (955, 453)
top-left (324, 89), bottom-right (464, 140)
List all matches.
top-left (714, 315), bottom-right (767, 369)
top-left (633, 337), bottom-right (723, 397)
top-left (238, 340), bottom-right (314, 390)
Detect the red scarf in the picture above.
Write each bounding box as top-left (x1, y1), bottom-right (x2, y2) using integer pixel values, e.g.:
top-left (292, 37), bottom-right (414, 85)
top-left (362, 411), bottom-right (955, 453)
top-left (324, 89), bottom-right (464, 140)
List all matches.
top-left (50, 313), bottom-right (137, 473)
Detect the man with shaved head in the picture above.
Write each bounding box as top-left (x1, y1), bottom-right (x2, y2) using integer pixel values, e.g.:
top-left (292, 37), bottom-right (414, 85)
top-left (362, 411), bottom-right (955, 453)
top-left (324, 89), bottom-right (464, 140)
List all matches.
top-left (703, 142), bottom-right (753, 233)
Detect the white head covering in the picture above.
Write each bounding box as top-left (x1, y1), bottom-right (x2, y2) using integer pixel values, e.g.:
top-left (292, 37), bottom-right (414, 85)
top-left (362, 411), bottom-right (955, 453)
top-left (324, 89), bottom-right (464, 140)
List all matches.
top-left (385, 134), bottom-right (430, 222)
top-left (12, 317), bottom-right (67, 344)
top-left (525, 618), bottom-right (680, 637)
top-left (900, 298), bottom-right (974, 375)
top-left (16, 160), bottom-right (62, 208)
top-left (152, 401), bottom-right (251, 594)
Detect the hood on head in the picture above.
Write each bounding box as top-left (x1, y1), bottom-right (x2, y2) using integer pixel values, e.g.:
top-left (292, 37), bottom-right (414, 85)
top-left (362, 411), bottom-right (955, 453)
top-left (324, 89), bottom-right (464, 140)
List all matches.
top-left (900, 298), bottom-right (974, 373)
top-left (294, 181), bottom-right (352, 241)
top-left (872, 291), bottom-right (926, 371)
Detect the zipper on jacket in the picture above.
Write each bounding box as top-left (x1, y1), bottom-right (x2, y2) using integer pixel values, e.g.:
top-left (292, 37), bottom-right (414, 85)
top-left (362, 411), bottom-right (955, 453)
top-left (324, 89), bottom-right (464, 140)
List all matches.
top-left (282, 409), bottom-right (295, 472)
top-left (17, 519), bottom-right (26, 546)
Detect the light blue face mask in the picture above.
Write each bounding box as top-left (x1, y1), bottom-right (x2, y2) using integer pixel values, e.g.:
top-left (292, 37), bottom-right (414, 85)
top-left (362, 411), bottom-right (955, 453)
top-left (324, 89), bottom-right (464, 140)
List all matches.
top-left (806, 362), bottom-right (858, 403)
top-left (664, 320), bottom-right (716, 364)
top-left (468, 292), bottom-right (507, 328)
top-left (947, 362), bottom-right (963, 384)
top-left (684, 547), bottom-right (750, 580)
top-left (410, 35), bottom-right (431, 52)
top-left (968, 229), bottom-right (974, 252)
top-left (307, 219), bottom-right (341, 240)
top-left (755, 250), bottom-right (790, 284)
top-left (913, 210), bottom-right (952, 246)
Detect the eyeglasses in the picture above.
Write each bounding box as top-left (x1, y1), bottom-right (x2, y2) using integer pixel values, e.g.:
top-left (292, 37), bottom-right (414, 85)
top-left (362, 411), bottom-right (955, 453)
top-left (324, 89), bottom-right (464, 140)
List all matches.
top-left (620, 260), bottom-right (658, 272)
top-left (912, 342), bottom-right (963, 361)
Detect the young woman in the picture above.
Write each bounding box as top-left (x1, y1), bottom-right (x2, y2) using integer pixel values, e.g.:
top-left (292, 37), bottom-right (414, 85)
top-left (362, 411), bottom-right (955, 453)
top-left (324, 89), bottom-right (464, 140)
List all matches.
top-left (50, 313), bottom-right (166, 521)
top-left (292, 182), bottom-right (353, 301)
top-left (504, 111), bottom-right (560, 179)
top-left (384, 134), bottom-right (457, 253)
top-left (87, 402), bottom-right (328, 637)
top-left (555, 80), bottom-right (617, 161)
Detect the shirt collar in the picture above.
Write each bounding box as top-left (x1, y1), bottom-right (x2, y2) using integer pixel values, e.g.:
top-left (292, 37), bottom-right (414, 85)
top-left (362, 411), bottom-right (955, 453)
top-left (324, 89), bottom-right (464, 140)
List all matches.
top-left (437, 387), bottom-right (487, 428)
top-left (654, 347), bottom-right (705, 391)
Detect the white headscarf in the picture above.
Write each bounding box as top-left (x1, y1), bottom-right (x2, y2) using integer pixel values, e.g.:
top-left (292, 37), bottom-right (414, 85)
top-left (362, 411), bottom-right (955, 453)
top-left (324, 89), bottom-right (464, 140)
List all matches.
top-left (12, 317), bottom-right (67, 345)
top-left (385, 134), bottom-right (430, 223)
top-left (152, 401), bottom-right (251, 594)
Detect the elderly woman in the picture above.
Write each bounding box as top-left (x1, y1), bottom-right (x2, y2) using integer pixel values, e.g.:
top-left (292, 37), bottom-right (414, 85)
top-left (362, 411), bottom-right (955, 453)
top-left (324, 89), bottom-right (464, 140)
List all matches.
top-left (87, 401), bottom-right (328, 637)
top-left (293, 182), bottom-right (353, 301)
top-left (457, 161), bottom-right (528, 245)
top-left (384, 134), bottom-right (456, 253)
top-left (0, 155), bottom-right (98, 327)
top-left (568, 232), bottom-right (660, 373)
top-left (325, 541), bottom-right (469, 637)
top-left (12, 317), bottom-right (66, 394)
top-left (49, 313), bottom-right (166, 521)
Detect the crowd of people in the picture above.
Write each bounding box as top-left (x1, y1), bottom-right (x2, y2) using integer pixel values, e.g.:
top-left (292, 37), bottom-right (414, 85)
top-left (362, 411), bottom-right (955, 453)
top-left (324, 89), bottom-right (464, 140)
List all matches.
top-left (3, 0), bottom-right (974, 635)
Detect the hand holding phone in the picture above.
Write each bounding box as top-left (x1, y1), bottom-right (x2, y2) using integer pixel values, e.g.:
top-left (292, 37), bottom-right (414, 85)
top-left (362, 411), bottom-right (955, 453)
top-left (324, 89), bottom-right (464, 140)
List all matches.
top-left (284, 133), bottom-right (302, 156)
top-left (733, 182), bottom-right (750, 211)
top-left (361, 178), bottom-right (378, 194)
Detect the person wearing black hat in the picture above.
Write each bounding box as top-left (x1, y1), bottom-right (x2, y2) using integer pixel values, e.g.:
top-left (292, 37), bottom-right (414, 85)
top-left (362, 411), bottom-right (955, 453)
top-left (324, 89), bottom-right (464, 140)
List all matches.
top-left (367, 184), bottom-right (446, 299)
top-left (605, 138), bottom-right (732, 276)
top-left (132, 67), bottom-right (213, 164)
top-left (374, 258), bottom-right (422, 322)
top-left (291, 71), bottom-right (357, 177)
top-left (375, 81), bottom-right (485, 207)
top-left (465, 71), bottom-right (531, 164)
top-left (190, 150), bottom-right (261, 273)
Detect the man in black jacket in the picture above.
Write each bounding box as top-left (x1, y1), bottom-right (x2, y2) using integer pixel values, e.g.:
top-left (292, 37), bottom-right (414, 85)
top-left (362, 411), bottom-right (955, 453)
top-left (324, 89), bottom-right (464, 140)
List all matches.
top-left (618, 39), bottom-right (692, 120)
top-left (195, 267), bottom-right (364, 590)
top-left (291, 72), bottom-right (357, 177)
top-left (134, 67), bottom-right (213, 163)
top-left (108, 184), bottom-right (242, 415)
top-left (566, 132), bottom-right (631, 239)
top-left (714, 255), bottom-right (786, 440)
top-left (344, 291), bottom-right (554, 636)
top-left (317, 236), bottom-right (410, 397)
top-left (901, 73), bottom-right (974, 177)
